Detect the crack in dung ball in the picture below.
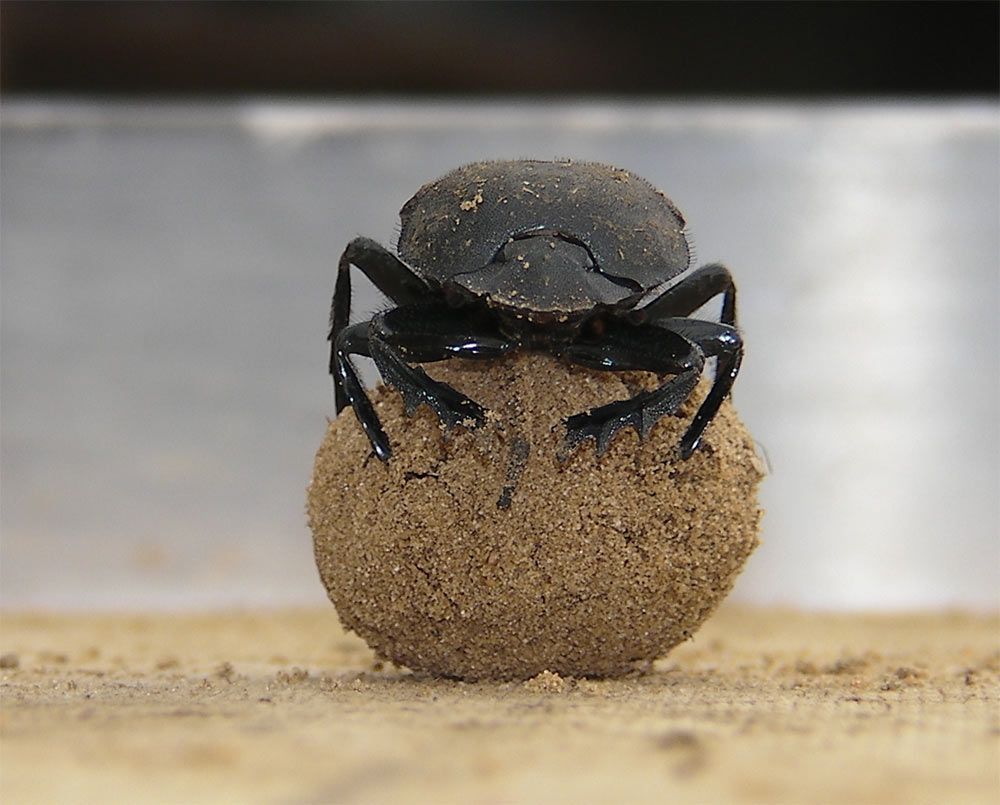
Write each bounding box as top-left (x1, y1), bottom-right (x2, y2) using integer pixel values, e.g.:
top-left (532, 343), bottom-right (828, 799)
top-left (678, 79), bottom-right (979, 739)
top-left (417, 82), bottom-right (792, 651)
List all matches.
top-left (308, 353), bottom-right (763, 681)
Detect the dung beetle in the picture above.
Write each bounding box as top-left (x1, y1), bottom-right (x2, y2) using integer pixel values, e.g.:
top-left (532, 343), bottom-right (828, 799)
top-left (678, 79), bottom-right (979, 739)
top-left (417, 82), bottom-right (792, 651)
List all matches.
top-left (330, 159), bottom-right (742, 462)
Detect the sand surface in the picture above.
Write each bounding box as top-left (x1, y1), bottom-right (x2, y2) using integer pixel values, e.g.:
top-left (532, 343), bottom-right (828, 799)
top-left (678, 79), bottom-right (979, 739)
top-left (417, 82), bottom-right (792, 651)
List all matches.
top-left (1, 608), bottom-right (997, 804)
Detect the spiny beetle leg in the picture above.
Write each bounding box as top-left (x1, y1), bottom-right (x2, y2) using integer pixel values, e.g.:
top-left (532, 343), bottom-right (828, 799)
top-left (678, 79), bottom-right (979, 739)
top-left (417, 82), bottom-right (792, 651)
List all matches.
top-left (368, 304), bottom-right (516, 435)
top-left (560, 323), bottom-right (704, 458)
top-left (334, 322), bottom-right (392, 461)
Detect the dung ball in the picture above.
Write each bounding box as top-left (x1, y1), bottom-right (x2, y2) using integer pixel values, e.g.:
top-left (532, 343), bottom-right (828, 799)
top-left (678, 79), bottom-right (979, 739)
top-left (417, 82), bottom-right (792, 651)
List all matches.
top-left (308, 353), bottom-right (763, 681)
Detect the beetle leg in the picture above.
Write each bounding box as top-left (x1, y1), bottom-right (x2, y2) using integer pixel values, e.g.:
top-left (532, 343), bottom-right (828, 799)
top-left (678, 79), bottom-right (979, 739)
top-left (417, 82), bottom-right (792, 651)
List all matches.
top-left (329, 238), bottom-right (431, 414)
top-left (374, 305), bottom-right (516, 363)
top-left (561, 324), bottom-right (705, 458)
top-left (368, 305), bottom-right (516, 433)
top-left (334, 321), bottom-right (392, 461)
top-left (653, 317), bottom-right (743, 457)
top-left (631, 263), bottom-right (738, 327)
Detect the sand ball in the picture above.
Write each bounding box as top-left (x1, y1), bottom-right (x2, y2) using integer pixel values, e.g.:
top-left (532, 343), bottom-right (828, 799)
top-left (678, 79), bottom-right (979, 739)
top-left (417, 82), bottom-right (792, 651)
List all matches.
top-left (308, 353), bottom-right (763, 681)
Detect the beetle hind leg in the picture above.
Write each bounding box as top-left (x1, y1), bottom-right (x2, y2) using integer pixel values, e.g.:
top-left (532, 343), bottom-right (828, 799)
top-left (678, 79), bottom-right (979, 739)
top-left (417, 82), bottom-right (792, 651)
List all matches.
top-left (334, 321), bottom-right (392, 461)
top-left (633, 262), bottom-right (738, 326)
top-left (656, 317), bottom-right (743, 458)
top-left (329, 237), bottom-right (431, 414)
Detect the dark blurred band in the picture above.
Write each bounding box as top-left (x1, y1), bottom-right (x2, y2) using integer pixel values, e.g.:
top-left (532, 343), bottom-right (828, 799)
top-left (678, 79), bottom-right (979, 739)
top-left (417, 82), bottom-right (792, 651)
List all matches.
top-left (2, 1), bottom-right (998, 97)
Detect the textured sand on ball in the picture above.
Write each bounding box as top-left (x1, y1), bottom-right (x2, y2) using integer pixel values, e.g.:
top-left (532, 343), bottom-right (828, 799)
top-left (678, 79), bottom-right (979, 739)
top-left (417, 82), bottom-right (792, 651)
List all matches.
top-left (309, 353), bottom-right (763, 679)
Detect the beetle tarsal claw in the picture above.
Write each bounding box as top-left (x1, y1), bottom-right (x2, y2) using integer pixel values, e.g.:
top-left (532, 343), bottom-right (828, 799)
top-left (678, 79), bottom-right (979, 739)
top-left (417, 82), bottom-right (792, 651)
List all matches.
top-left (638, 408), bottom-right (659, 441)
top-left (401, 393), bottom-right (423, 418)
top-left (563, 411), bottom-right (640, 458)
top-left (595, 421), bottom-right (621, 456)
top-left (559, 411), bottom-right (650, 459)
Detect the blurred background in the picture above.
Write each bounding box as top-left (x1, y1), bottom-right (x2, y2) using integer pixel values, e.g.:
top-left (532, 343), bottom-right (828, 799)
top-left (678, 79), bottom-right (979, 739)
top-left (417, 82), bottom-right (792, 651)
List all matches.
top-left (2, 2), bottom-right (998, 611)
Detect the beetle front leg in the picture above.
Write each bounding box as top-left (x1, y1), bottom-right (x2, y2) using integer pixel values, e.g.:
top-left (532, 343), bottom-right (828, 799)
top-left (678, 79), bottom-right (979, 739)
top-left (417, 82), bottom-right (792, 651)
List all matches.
top-left (561, 324), bottom-right (705, 457)
top-left (368, 304), bottom-right (516, 433)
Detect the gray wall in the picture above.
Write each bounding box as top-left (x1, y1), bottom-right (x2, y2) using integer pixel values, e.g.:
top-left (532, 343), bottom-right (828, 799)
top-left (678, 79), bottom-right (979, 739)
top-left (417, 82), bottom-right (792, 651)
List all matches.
top-left (2, 101), bottom-right (997, 610)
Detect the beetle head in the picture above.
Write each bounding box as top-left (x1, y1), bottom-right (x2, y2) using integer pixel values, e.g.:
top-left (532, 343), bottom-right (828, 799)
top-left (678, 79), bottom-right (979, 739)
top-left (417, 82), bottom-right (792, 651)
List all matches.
top-left (446, 231), bottom-right (640, 329)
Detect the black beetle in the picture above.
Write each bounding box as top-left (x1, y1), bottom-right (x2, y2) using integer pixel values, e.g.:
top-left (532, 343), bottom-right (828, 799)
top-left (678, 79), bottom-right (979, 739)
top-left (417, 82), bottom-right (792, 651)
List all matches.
top-left (330, 159), bottom-right (742, 462)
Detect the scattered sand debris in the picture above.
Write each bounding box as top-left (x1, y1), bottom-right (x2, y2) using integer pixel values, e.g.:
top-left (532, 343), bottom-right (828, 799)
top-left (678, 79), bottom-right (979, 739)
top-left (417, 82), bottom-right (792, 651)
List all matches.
top-left (523, 670), bottom-right (571, 693)
top-left (459, 190), bottom-right (484, 211)
top-left (276, 667), bottom-right (309, 685)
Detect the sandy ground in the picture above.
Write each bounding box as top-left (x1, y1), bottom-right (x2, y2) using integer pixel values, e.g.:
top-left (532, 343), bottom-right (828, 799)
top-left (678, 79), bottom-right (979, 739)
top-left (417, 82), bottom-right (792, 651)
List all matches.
top-left (1, 608), bottom-right (997, 804)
